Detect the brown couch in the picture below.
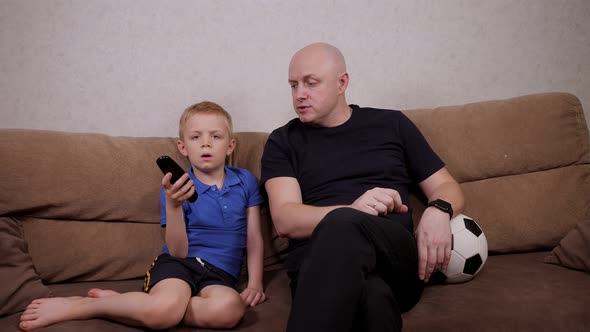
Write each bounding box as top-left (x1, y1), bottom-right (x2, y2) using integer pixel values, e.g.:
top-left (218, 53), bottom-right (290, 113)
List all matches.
top-left (1, 92), bottom-right (589, 332)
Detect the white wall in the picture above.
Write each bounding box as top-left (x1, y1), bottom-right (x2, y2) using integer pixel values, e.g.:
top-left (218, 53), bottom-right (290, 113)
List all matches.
top-left (1, 0), bottom-right (589, 137)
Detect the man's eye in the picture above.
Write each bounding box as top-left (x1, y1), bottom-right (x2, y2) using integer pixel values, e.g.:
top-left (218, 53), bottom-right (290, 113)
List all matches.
top-left (213, 135), bottom-right (222, 139)
top-left (307, 81), bottom-right (317, 87)
top-left (191, 136), bottom-right (199, 140)
top-left (290, 83), bottom-right (297, 88)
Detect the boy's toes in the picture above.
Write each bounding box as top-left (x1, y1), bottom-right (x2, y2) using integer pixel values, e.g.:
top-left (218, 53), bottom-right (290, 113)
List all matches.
top-left (26, 303), bottom-right (40, 310)
top-left (19, 320), bottom-right (34, 331)
top-left (20, 312), bottom-right (36, 321)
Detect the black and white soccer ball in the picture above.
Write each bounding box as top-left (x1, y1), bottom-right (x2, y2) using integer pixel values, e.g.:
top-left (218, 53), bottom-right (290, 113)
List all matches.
top-left (442, 214), bottom-right (488, 283)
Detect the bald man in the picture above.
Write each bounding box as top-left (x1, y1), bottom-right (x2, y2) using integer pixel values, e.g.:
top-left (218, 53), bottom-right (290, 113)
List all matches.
top-left (261, 43), bottom-right (464, 332)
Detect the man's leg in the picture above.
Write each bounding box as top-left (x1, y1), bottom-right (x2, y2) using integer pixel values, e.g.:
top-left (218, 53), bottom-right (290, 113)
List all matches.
top-left (286, 208), bottom-right (378, 332)
top-left (286, 208), bottom-right (422, 332)
top-left (183, 285), bottom-right (246, 329)
top-left (19, 278), bottom-right (191, 331)
top-left (352, 274), bottom-right (401, 332)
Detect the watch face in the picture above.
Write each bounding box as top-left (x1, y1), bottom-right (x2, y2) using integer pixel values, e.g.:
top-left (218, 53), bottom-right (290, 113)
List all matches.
top-left (435, 201), bottom-right (450, 211)
top-left (429, 199), bottom-right (452, 215)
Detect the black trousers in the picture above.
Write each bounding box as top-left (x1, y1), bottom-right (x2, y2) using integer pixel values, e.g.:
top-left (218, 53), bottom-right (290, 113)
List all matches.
top-left (286, 208), bottom-right (424, 332)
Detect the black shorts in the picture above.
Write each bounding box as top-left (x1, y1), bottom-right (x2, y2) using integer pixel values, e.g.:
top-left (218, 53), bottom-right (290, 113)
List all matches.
top-left (143, 254), bottom-right (238, 296)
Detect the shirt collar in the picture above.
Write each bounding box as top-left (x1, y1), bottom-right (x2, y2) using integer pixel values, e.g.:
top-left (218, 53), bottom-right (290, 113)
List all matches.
top-left (189, 166), bottom-right (240, 195)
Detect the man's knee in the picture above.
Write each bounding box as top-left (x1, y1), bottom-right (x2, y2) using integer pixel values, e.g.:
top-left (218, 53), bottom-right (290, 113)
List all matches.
top-left (314, 207), bottom-right (365, 236)
top-left (307, 208), bottom-right (375, 263)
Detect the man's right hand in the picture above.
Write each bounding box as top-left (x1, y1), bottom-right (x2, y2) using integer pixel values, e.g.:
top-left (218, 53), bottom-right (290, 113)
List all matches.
top-left (351, 187), bottom-right (408, 216)
top-left (161, 172), bottom-right (195, 208)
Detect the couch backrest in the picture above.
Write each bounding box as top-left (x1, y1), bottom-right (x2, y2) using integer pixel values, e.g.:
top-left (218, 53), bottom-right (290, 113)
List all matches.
top-left (405, 92), bottom-right (590, 253)
top-left (0, 92), bottom-right (588, 284)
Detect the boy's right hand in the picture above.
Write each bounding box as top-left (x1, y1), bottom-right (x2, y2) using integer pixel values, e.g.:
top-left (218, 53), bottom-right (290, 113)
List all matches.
top-left (161, 173), bottom-right (196, 208)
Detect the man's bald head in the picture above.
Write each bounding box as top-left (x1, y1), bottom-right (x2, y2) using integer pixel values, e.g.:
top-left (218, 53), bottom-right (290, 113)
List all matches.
top-left (287, 43), bottom-right (351, 127)
top-left (289, 42), bottom-right (347, 77)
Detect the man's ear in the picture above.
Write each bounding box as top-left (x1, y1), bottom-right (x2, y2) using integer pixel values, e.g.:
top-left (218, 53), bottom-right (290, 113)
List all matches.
top-left (177, 139), bottom-right (188, 157)
top-left (227, 138), bottom-right (237, 156)
top-left (338, 72), bottom-right (349, 94)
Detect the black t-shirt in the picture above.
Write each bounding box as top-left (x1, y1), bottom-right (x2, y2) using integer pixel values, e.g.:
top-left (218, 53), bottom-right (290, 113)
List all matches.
top-left (261, 104), bottom-right (445, 232)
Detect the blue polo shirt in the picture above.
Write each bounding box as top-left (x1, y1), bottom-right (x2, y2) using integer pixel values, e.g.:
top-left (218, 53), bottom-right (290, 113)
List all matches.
top-left (159, 166), bottom-right (264, 279)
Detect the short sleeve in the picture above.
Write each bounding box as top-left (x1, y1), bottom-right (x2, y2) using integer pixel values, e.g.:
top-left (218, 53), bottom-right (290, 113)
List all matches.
top-left (242, 170), bottom-right (265, 207)
top-left (159, 187), bottom-right (167, 227)
top-left (398, 113), bottom-right (445, 183)
top-left (261, 128), bottom-right (296, 185)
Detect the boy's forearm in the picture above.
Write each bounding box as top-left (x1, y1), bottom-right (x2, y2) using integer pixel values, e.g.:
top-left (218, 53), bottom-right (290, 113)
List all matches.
top-left (164, 203), bottom-right (189, 258)
top-left (246, 235), bottom-right (264, 289)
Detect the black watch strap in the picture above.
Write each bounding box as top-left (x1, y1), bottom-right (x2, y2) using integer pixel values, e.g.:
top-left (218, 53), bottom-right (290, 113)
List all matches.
top-left (428, 199), bottom-right (453, 219)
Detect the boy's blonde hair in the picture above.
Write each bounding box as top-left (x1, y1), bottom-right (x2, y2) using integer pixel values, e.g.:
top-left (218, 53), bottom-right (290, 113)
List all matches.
top-left (178, 101), bottom-right (233, 139)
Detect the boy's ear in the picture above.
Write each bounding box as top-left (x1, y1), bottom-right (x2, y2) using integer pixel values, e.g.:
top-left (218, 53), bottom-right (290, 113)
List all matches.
top-left (226, 138), bottom-right (237, 156)
top-left (177, 139), bottom-right (188, 157)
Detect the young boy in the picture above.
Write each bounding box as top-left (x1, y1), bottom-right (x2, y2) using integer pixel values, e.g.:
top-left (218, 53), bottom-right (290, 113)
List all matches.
top-left (19, 101), bottom-right (266, 331)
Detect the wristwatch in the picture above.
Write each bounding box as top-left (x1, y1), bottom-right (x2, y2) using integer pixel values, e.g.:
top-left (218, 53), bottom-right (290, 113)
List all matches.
top-left (428, 199), bottom-right (453, 219)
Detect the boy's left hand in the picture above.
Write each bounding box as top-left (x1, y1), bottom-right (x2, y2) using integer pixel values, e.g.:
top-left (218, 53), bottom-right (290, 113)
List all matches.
top-left (240, 287), bottom-right (266, 307)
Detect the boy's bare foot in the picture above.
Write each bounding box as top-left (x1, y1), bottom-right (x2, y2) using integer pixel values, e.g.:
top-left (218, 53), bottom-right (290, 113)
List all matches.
top-left (19, 297), bottom-right (85, 331)
top-left (87, 288), bottom-right (120, 298)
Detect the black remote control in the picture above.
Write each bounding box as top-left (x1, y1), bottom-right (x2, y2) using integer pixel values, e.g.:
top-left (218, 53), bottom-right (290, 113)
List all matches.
top-left (156, 156), bottom-right (198, 203)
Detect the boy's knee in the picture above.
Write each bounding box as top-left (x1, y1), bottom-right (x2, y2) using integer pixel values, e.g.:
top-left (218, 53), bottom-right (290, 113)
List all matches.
top-left (143, 296), bottom-right (187, 330)
top-left (208, 294), bottom-right (246, 329)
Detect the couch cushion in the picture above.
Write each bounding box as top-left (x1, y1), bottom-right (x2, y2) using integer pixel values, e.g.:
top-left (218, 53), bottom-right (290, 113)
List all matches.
top-left (0, 269), bottom-right (292, 332)
top-left (21, 217), bottom-right (164, 283)
top-left (402, 252), bottom-right (590, 332)
top-left (0, 217), bottom-right (51, 316)
top-left (230, 132), bottom-right (270, 181)
top-left (0, 130), bottom-right (181, 223)
top-left (545, 217), bottom-right (590, 272)
top-left (460, 165), bottom-right (590, 252)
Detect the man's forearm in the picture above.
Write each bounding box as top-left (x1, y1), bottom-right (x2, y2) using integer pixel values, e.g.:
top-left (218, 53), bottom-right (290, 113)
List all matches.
top-left (271, 202), bottom-right (347, 239)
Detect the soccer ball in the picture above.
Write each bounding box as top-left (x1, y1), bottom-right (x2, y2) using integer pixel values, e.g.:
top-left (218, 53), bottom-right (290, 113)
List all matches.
top-left (442, 214), bottom-right (488, 283)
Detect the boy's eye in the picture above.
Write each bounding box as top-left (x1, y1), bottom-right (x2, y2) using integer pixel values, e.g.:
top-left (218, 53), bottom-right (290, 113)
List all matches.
top-left (191, 136), bottom-right (199, 140)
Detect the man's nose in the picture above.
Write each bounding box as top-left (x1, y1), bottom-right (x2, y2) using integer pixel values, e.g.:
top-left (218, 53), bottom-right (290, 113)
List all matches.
top-left (295, 86), bottom-right (307, 100)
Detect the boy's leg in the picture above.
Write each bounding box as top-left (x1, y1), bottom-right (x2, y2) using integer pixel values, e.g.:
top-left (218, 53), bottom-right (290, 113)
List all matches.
top-left (87, 288), bottom-right (120, 298)
top-left (183, 285), bottom-right (246, 329)
top-left (19, 278), bottom-right (191, 331)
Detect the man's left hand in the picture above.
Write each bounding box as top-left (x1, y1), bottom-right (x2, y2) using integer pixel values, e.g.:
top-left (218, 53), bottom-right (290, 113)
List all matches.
top-left (415, 207), bottom-right (452, 283)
